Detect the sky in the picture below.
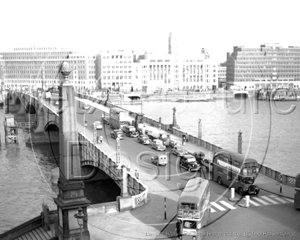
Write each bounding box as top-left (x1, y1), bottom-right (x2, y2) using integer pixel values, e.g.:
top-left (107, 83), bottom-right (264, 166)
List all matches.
top-left (1, 0), bottom-right (300, 63)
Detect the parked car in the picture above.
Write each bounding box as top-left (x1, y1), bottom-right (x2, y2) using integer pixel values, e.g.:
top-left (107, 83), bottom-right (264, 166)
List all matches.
top-left (110, 130), bottom-right (124, 140)
top-left (172, 146), bottom-right (189, 157)
top-left (179, 154), bottom-right (201, 172)
top-left (151, 139), bottom-right (166, 151)
top-left (93, 121), bottom-right (103, 130)
top-left (151, 154), bottom-right (168, 166)
top-left (137, 135), bottom-right (151, 145)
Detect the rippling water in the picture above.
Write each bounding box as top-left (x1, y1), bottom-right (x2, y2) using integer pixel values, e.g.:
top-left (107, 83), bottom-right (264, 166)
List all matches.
top-left (123, 97), bottom-right (300, 177)
top-left (0, 109), bottom-right (58, 234)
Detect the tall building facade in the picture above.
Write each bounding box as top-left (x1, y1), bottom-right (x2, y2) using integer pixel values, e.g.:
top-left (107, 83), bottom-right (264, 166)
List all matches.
top-left (0, 47), bottom-right (97, 90)
top-left (227, 43), bottom-right (300, 89)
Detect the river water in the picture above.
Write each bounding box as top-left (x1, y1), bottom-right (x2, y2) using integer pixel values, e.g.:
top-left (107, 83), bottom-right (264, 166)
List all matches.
top-left (0, 109), bottom-right (58, 234)
top-left (1, 97), bottom-right (299, 234)
top-left (123, 97), bottom-right (300, 177)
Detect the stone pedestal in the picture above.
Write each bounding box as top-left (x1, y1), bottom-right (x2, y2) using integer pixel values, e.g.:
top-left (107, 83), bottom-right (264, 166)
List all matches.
top-left (54, 62), bottom-right (90, 240)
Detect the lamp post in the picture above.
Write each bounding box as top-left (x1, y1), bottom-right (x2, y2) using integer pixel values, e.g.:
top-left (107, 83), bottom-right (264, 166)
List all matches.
top-left (74, 207), bottom-right (85, 240)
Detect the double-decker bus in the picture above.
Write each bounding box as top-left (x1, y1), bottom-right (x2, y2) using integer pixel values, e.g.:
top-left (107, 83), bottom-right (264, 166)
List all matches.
top-left (109, 107), bottom-right (130, 130)
top-left (212, 149), bottom-right (260, 196)
top-left (176, 177), bottom-right (210, 240)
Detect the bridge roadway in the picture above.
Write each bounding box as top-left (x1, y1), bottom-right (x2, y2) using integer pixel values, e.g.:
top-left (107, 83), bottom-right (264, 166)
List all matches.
top-left (40, 96), bottom-right (300, 240)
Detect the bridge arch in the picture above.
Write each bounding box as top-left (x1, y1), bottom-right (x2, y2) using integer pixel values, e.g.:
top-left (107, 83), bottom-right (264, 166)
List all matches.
top-left (25, 103), bottom-right (36, 114)
top-left (44, 121), bottom-right (59, 132)
top-left (15, 97), bottom-right (21, 105)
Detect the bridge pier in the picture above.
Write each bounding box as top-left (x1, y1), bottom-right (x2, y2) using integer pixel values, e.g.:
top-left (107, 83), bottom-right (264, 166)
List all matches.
top-left (34, 108), bottom-right (46, 133)
top-left (17, 103), bottom-right (26, 114)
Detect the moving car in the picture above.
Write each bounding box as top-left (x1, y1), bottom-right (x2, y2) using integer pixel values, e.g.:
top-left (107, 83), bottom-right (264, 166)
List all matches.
top-left (93, 121), bottom-right (103, 130)
top-left (151, 154), bottom-right (168, 166)
top-left (82, 103), bottom-right (90, 110)
top-left (137, 135), bottom-right (151, 145)
top-left (122, 125), bottom-right (139, 138)
top-left (110, 129), bottom-right (124, 140)
top-left (151, 139), bottom-right (166, 151)
top-left (172, 146), bottom-right (188, 157)
top-left (179, 154), bottom-right (201, 172)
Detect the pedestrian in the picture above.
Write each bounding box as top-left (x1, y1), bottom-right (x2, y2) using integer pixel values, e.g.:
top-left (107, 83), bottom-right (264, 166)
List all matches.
top-left (84, 121), bottom-right (88, 127)
top-left (99, 135), bottom-right (103, 144)
top-left (185, 132), bottom-right (188, 143)
top-left (135, 169), bottom-right (139, 179)
top-left (182, 134), bottom-right (186, 146)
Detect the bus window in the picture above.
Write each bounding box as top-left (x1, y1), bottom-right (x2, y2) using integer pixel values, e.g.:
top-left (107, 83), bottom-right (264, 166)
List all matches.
top-left (183, 221), bottom-right (196, 229)
top-left (243, 177), bottom-right (254, 184)
top-left (180, 203), bottom-right (196, 210)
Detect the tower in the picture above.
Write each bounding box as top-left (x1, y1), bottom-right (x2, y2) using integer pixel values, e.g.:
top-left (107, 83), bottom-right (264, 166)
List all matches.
top-left (168, 32), bottom-right (179, 55)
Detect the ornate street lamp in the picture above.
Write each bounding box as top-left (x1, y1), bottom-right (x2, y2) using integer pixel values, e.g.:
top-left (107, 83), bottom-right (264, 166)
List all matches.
top-left (74, 207), bottom-right (86, 240)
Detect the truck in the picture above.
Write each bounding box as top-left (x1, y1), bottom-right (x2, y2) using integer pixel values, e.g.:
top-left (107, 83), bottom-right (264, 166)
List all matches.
top-left (144, 126), bottom-right (168, 144)
top-left (109, 107), bottom-right (131, 130)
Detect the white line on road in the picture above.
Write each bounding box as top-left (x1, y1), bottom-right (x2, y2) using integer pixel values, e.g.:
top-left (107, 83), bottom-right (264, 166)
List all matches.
top-left (210, 207), bottom-right (216, 213)
top-left (219, 200), bottom-right (236, 210)
top-left (210, 202), bottom-right (226, 211)
top-left (249, 199), bottom-right (260, 206)
top-left (261, 196), bottom-right (280, 204)
top-left (269, 195), bottom-right (289, 204)
top-left (252, 197), bottom-right (270, 205)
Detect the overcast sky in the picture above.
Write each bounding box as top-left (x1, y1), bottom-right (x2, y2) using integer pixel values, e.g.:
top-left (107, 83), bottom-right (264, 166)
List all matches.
top-left (1, 0), bottom-right (300, 62)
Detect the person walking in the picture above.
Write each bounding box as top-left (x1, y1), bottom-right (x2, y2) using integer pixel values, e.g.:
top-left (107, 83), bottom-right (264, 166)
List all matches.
top-left (182, 134), bottom-right (186, 146)
top-left (135, 169), bottom-right (139, 179)
top-left (99, 135), bottom-right (103, 144)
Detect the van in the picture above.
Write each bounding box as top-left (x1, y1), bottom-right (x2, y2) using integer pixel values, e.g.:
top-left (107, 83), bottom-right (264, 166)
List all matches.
top-left (151, 154), bottom-right (168, 166)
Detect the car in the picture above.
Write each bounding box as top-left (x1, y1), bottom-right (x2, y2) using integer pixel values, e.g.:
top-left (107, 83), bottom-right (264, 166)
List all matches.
top-left (179, 154), bottom-right (201, 172)
top-left (110, 130), bottom-right (124, 140)
top-left (151, 154), bottom-right (168, 166)
top-left (172, 146), bottom-right (189, 157)
top-left (151, 139), bottom-right (166, 151)
top-left (82, 104), bottom-right (90, 110)
top-left (192, 151), bottom-right (206, 164)
top-left (93, 121), bottom-right (103, 130)
top-left (125, 131), bottom-right (139, 138)
top-left (137, 135), bottom-right (151, 145)
top-left (103, 116), bottom-right (110, 125)
top-left (122, 125), bottom-right (138, 137)
top-left (167, 139), bottom-right (180, 148)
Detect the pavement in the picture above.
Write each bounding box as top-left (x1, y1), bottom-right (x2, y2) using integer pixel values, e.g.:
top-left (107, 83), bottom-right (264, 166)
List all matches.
top-left (74, 112), bottom-right (296, 240)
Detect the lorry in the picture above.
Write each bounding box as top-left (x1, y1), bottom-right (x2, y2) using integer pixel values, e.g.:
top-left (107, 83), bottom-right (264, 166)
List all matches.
top-left (144, 126), bottom-right (168, 144)
top-left (109, 107), bottom-right (131, 130)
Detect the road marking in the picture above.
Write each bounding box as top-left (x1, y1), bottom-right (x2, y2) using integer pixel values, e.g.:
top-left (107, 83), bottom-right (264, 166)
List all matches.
top-left (210, 202), bottom-right (226, 211)
top-left (269, 195), bottom-right (289, 204)
top-left (219, 200), bottom-right (236, 210)
top-left (261, 196), bottom-right (280, 204)
top-left (284, 198), bottom-right (294, 203)
top-left (252, 197), bottom-right (270, 205)
top-left (249, 199), bottom-right (260, 206)
top-left (210, 207), bottom-right (216, 213)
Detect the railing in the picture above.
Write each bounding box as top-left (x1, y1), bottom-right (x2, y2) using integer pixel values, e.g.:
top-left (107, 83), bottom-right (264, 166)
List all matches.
top-left (0, 210), bottom-right (57, 240)
top-left (78, 132), bottom-right (148, 210)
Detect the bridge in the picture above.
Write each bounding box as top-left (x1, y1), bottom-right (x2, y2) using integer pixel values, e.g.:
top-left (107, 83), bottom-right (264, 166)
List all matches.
top-left (2, 89), bottom-right (300, 240)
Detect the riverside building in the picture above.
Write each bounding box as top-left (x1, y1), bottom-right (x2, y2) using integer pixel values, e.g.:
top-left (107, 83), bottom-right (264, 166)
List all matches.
top-left (226, 43), bottom-right (300, 90)
top-left (96, 32), bottom-right (219, 93)
top-left (0, 46), bottom-right (97, 91)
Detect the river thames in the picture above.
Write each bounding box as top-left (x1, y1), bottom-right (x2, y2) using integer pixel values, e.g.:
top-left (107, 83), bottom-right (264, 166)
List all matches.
top-left (123, 97), bottom-right (300, 177)
top-left (0, 97), bottom-right (299, 234)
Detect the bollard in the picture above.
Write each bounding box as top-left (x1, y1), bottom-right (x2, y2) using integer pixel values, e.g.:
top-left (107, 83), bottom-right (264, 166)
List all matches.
top-left (231, 188), bottom-right (235, 199)
top-left (164, 197), bottom-right (167, 220)
top-left (245, 195), bottom-right (250, 208)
